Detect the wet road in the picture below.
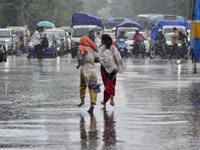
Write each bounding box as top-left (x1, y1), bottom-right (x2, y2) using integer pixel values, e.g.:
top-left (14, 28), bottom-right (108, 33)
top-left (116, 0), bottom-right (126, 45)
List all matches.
top-left (0, 55), bottom-right (200, 150)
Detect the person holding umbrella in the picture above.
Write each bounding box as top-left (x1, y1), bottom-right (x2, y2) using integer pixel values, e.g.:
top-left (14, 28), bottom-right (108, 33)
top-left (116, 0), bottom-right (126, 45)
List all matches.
top-left (27, 27), bottom-right (45, 66)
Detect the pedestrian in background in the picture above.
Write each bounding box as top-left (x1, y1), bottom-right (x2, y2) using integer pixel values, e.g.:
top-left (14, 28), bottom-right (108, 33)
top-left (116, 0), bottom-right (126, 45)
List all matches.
top-left (76, 36), bottom-right (100, 113)
top-left (170, 27), bottom-right (180, 59)
top-left (98, 34), bottom-right (126, 107)
top-left (27, 27), bottom-right (45, 66)
top-left (95, 32), bottom-right (101, 48)
top-left (88, 30), bottom-right (95, 43)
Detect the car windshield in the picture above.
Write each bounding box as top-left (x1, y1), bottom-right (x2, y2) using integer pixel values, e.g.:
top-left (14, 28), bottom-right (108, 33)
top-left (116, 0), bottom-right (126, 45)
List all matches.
top-left (0, 30), bottom-right (10, 37)
top-left (15, 31), bottom-right (23, 36)
top-left (46, 32), bottom-right (61, 40)
top-left (126, 32), bottom-right (134, 40)
top-left (165, 33), bottom-right (173, 41)
top-left (108, 33), bottom-right (116, 39)
top-left (163, 28), bottom-right (186, 34)
top-left (72, 28), bottom-right (91, 37)
top-left (14, 29), bottom-right (24, 36)
top-left (53, 34), bottom-right (59, 40)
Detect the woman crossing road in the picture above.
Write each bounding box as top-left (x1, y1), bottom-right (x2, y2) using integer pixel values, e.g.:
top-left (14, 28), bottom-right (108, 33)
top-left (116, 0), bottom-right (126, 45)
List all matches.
top-left (98, 34), bottom-right (126, 107)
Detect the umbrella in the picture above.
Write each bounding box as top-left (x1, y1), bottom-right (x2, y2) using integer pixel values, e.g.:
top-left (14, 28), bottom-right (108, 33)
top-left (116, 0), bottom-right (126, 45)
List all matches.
top-left (89, 26), bottom-right (102, 32)
top-left (37, 21), bottom-right (55, 28)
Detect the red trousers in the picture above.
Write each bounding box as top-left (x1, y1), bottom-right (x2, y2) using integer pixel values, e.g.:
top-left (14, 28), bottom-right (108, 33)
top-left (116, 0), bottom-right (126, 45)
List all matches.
top-left (101, 67), bottom-right (116, 104)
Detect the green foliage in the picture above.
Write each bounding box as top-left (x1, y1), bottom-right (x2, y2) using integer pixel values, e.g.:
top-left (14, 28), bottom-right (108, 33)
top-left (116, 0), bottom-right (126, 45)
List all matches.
top-left (0, 0), bottom-right (190, 31)
top-left (0, 0), bottom-right (84, 31)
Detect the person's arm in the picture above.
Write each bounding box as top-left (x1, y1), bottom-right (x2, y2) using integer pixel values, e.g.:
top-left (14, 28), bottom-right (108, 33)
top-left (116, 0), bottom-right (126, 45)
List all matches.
top-left (173, 31), bottom-right (179, 38)
top-left (140, 33), bottom-right (147, 40)
top-left (76, 51), bottom-right (83, 69)
top-left (133, 34), bottom-right (136, 40)
top-left (93, 50), bottom-right (100, 63)
top-left (35, 32), bottom-right (41, 40)
top-left (163, 35), bottom-right (166, 43)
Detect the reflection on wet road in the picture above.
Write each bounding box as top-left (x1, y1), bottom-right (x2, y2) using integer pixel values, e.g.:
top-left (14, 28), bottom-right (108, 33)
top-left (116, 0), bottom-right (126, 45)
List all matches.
top-left (0, 55), bottom-right (200, 149)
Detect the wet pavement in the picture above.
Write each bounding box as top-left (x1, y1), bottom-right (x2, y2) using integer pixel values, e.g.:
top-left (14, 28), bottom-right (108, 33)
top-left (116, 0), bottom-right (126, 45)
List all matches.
top-left (0, 55), bottom-right (200, 150)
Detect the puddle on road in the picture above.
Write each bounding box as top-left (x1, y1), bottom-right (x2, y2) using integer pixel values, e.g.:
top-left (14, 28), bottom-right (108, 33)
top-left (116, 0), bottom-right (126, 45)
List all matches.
top-left (0, 57), bottom-right (199, 149)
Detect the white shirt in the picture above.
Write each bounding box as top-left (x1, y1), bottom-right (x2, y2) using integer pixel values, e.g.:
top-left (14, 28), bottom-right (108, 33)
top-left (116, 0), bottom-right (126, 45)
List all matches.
top-left (95, 36), bottom-right (101, 48)
top-left (33, 30), bottom-right (41, 46)
top-left (98, 45), bottom-right (126, 74)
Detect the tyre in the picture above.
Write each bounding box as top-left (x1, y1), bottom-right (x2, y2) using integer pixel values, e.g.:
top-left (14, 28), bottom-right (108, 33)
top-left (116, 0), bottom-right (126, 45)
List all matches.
top-left (0, 52), bottom-right (4, 62)
top-left (51, 51), bottom-right (55, 58)
top-left (149, 46), bottom-right (156, 59)
top-left (141, 45), bottom-right (145, 58)
top-left (134, 47), bottom-right (139, 57)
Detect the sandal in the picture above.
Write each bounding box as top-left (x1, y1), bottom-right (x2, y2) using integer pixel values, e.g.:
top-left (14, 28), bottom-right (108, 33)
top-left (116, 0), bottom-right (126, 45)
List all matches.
top-left (77, 97), bottom-right (85, 107)
top-left (110, 95), bottom-right (114, 106)
top-left (101, 101), bottom-right (106, 107)
top-left (87, 102), bottom-right (95, 113)
top-left (77, 102), bottom-right (84, 107)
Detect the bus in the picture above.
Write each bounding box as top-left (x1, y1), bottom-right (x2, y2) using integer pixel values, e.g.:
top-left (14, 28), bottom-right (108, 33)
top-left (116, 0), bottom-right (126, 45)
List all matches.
top-left (137, 14), bottom-right (185, 37)
top-left (107, 18), bottom-right (130, 29)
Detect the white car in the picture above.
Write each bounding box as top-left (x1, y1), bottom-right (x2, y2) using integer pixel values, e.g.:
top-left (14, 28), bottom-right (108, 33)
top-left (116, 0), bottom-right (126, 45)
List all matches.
top-left (165, 33), bottom-right (174, 47)
top-left (125, 31), bottom-right (149, 53)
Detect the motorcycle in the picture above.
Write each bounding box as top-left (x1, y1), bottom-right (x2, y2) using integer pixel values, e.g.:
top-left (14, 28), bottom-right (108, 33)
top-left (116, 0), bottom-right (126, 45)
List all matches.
top-left (178, 40), bottom-right (188, 59)
top-left (117, 38), bottom-right (127, 57)
top-left (149, 40), bottom-right (166, 59)
top-left (132, 40), bottom-right (145, 58)
top-left (0, 42), bottom-right (7, 62)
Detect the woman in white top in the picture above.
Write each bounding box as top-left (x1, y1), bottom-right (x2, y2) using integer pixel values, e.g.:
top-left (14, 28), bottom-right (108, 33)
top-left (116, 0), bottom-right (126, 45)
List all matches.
top-left (98, 34), bottom-right (126, 107)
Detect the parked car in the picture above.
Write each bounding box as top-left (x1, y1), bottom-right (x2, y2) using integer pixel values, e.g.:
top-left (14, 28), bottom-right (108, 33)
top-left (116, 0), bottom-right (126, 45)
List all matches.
top-left (45, 28), bottom-right (68, 54)
top-left (165, 32), bottom-right (174, 49)
top-left (125, 31), bottom-right (149, 55)
top-left (0, 28), bottom-right (17, 56)
top-left (28, 33), bottom-right (58, 58)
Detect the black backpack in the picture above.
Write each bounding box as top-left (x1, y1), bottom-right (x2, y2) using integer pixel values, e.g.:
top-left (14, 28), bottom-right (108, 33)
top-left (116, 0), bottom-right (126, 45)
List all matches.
top-left (42, 37), bottom-right (49, 48)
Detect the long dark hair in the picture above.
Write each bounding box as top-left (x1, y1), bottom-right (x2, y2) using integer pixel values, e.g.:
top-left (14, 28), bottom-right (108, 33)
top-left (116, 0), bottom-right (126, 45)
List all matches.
top-left (101, 34), bottom-right (113, 49)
